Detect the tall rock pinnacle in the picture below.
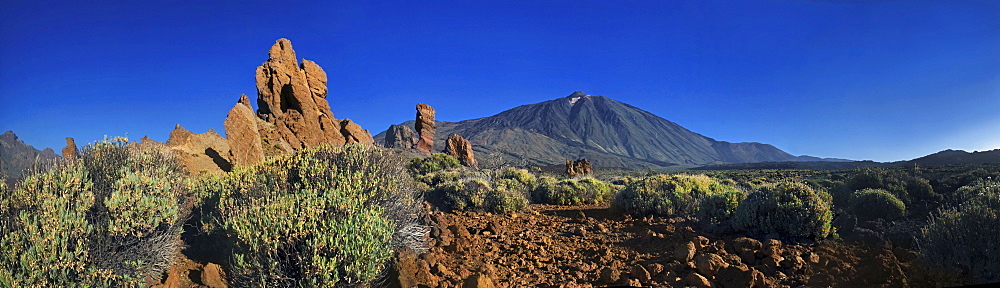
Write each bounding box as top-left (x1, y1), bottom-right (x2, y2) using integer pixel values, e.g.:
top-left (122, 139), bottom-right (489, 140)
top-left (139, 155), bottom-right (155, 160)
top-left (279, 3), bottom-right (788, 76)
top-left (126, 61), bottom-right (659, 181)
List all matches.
top-left (414, 103), bottom-right (436, 155)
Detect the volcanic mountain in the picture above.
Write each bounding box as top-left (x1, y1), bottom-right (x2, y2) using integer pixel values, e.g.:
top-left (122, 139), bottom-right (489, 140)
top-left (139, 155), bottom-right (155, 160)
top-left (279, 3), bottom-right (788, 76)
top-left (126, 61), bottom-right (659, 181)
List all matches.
top-left (376, 92), bottom-right (823, 168)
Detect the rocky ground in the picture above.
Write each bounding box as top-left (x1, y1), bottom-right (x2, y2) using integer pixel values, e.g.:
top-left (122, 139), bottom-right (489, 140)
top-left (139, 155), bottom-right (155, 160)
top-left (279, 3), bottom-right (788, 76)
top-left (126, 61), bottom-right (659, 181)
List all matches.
top-left (154, 202), bottom-right (954, 288)
top-left (393, 203), bottom-right (950, 288)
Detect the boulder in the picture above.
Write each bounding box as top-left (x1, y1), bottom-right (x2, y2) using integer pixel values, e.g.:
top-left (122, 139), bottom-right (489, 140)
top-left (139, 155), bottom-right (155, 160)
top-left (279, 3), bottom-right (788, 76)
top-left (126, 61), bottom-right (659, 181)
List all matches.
top-left (463, 274), bottom-right (495, 288)
top-left (675, 241), bottom-right (696, 262)
top-left (414, 103), bottom-right (436, 155)
top-left (444, 134), bottom-right (478, 168)
top-left (384, 124), bottom-right (418, 149)
top-left (716, 265), bottom-right (766, 288)
top-left (164, 124), bottom-right (232, 174)
top-left (685, 272), bottom-right (712, 288)
top-left (62, 137), bottom-right (78, 160)
top-left (695, 253), bottom-right (730, 277)
top-left (223, 94), bottom-right (265, 166)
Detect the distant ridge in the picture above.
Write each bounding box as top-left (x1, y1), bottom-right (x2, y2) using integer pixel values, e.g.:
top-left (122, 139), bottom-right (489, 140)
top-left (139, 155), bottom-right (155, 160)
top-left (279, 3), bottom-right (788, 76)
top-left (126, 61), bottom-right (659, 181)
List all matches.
top-left (693, 149), bottom-right (1000, 170)
top-left (376, 92), bottom-right (839, 169)
top-left (0, 131), bottom-right (59, 187)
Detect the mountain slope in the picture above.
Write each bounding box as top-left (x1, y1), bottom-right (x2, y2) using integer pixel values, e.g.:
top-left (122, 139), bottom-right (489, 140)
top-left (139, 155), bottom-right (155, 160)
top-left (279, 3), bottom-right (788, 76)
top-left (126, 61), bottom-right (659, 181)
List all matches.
top-left (376, 92), bottom-right (805, 168)
top-left (1, 131), bottom-right (59, 186)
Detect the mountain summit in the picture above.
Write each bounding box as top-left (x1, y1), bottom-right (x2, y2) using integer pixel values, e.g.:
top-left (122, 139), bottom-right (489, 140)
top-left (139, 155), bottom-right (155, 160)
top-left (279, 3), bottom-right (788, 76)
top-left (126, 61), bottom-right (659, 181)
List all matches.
top-left (376, 92), bottom-right (809, 168)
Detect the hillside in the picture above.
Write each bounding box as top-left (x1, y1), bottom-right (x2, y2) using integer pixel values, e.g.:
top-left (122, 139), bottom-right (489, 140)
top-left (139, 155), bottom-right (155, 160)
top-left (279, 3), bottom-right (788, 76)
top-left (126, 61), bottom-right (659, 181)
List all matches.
top-left (0, 131), bottom-right (59, 186)
top-left (376, 92), bottom-right (820, 169)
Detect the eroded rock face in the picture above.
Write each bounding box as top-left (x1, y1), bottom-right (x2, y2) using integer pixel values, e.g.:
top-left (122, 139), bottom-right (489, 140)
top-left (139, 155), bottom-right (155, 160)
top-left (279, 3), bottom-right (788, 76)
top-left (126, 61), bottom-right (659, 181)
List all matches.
top-left (414, 103), bottom-right (436, 155)
top-left (165, 124), bottom-right (233, 175)
top-left (62, 137), bottom-right (78, 160)
top-left (444, 134), bottom-right (477, 168)
top-left (566, 158), bottom-right (593, 177)
top-left (223, 94), bottom-right (265, 167)
top-left (253, 38), bottom-right (373, 150)
top-left (385, 124), bottom-right (418, 149)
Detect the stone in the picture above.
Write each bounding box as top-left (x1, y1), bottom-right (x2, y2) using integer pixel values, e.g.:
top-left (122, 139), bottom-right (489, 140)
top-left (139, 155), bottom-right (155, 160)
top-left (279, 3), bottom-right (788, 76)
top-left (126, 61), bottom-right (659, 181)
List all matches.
top-left (444, 134), bottom-right (478, 168)
top-left (715, 265), bottom-right (766, 288)
top-left (565, 158), bottom-right (593, 177)
top-left (164, 124), bottom-right (233, 175)
top-left (253, 38), bottom-right (373, 150)
top-left (384, 124), bottom-right (418, 149)
top-left (414, 103), bottom-right (436, 155)
top-left (675, 241), bottom-right (696, 262)
top-left (695, 253), bottom-right (730, 277)
top-left (645, 263), bottom-right (664, 276)
top-left (395, 247), bottom-right (440, 287)
top-left (729, 237), bottom-right (763, 254)
top-left (631, 264), bottom-right (651, 283)
top-left (572, 227), bottom-right (587, 237)
top-left (599, 267), bottom-right (620, 283)
top-left (685, 272), bottom-right (712, 288)
top-left (62, 137), bottom-right (78, 160)
top-left (201, 262), bottom-right (227, 288)
top-left (463, 274), bottom-right (495, 288)
top-left (224, 94), bottom-right (265, 166)
top-left (693, 236), bottom-right (710, 250)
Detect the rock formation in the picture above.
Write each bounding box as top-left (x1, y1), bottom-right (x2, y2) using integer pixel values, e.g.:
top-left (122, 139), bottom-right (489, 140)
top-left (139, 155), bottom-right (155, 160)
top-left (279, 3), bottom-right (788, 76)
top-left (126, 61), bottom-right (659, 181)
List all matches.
top-left (62, 137), bottom-right (78, 160)
top-left (566, 158), bottom-right (592, 177)
top-left (384, 124), bottom-right (418, 149)
top-left (223, 94), bottom-right (266, 167)
top-left (414, 103), bottom-right (436, 155)
top-left (444, 134), bottom-right (477, 168)
top-left (252, 38), bottom-right (373, 150)
top-left (165, 124), bottom-right (233, 174)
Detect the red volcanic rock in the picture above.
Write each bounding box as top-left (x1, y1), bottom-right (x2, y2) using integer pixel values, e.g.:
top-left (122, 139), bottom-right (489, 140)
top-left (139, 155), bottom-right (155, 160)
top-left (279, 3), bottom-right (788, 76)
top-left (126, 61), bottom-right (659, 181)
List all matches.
top-left (444, 134), bottom-right (478, 168)
top-left (253, 38), bottom-right (373, 150)
top-left (224, 94), bottom-right (265, 167)
top-left (414, 103), bottom-right (436, 155)
top-left (62, 137), bottom-right (78, 160)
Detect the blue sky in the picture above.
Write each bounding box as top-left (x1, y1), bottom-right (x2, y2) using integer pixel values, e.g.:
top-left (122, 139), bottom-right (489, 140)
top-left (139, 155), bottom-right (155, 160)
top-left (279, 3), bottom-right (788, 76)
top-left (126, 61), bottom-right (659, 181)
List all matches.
top-left (1, 0), bottom-right (998, 162)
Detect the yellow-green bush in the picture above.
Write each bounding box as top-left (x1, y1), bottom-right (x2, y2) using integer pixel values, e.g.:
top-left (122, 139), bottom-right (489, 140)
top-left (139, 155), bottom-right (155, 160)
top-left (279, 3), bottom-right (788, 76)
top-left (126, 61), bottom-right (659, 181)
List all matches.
top-left (732, 181), bottom-right (834, 239)
top-left (920, 180), bottom-right (1000, 283)
top-left (0, 137), bottom-right (187, 287)
top-left (436, 177), bottom-right (528, 213)
top-left (534, 177), bottom-right (614, 205)
top-left (697, 188), bottom-right (747, 224)
top-left (407, 153), bottom-right (460, 175)
top-left (200, 144), bottom-right (424, 287)
top-left (611, 174), bottom-right (737, 217)
top-left (850, 188), bottom-right (906, 221)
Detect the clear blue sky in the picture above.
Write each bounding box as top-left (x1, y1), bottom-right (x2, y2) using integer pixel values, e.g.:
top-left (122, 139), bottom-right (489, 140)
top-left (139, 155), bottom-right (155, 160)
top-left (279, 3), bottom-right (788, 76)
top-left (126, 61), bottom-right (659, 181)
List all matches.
top-left (1, 0), bottom-right (998, 162)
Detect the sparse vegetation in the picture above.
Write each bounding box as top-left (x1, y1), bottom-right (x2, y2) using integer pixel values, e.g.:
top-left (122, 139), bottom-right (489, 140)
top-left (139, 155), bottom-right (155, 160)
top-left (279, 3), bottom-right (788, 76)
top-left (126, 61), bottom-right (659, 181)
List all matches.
top-left (534, 177), bottom-right (614, 205)
top-left (196, 144), bottom-right (425, 287)
top-left (611, 174), bottom-right (739, 217)
top-left (732, 181), bottom-right (834, 239)
top-left (850, 188), bottom-right (906, 221)
top-left (407, 152), bottom-right (461, 175)
top-left (0, 137), bottom-right (188, 287)
top-left (920, 179), bottom-right (1000, 283)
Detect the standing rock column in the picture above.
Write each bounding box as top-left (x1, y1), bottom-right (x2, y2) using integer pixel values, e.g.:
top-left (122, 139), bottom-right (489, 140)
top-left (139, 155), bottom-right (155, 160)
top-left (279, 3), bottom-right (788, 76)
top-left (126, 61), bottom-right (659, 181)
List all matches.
top-left (224, 94), bottom-right (265, 166)
top-left (414, 103), bottom-right (436, 155)
top-left (62, 137), bottom-right (78, 160)
top-left (444, 134), bottom-right (478, 168)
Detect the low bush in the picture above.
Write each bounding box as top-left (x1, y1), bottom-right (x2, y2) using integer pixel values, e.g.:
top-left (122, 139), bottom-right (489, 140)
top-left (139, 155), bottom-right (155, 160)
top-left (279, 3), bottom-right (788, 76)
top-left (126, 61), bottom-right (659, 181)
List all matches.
top-left (732, 181), bottom-right (834, 239)
top-left (920, 180), bottom-right (1000, 283)
top-left (437, 177), bottom-right (528, 214)
top-left (200, 144), bottom-right (425, 287)
top-left (697, 188), bottom-right (747, 224)
top-left (407, 153), bottom-right (461, 175)
top-left (611, 174), bottom-right (737, 217)
top-left (534, 177), bottom-right (614, 205)
top-left (850, 188), bottom-right (906, 221)
top-left (0, 137), bottom-right (188, 287)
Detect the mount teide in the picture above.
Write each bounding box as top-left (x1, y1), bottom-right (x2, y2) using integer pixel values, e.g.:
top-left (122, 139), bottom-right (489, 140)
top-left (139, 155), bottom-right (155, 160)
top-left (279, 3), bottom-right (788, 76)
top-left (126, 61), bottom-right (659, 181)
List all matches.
top-left (376, 92), bottom-right (830, 168)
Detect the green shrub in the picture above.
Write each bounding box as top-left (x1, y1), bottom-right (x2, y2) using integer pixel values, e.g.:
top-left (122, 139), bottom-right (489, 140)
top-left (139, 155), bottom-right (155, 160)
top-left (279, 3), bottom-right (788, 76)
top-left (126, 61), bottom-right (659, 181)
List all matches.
top-left (732, 181), bottom-right (834, 239)
top-left (534, 177), bottom-right (614, 205)
top-left (611, 174), bottom-right (736, 217)
top-left (850, 188), bottom-right (906, 221)
top-left (436, 177), bottom-right (528, 214)
top-left (920, 180), bottom-right (1000, 283)
top-left (201, 144), bottom-right (425, 287)
top-left (498, 167), bottom-right (536, 188)
top-left (0, 137), bottom-right (188, 287)
top-left (697, 188), bottom-right (747, 223)
top-left (839, 168), bottom-right (941, 214)
top-left (407, 153), bottom-right (461, 175)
